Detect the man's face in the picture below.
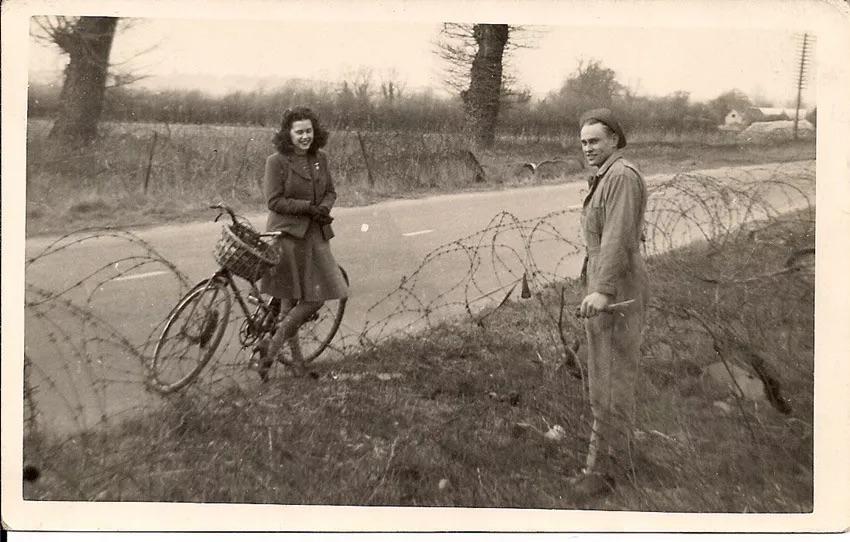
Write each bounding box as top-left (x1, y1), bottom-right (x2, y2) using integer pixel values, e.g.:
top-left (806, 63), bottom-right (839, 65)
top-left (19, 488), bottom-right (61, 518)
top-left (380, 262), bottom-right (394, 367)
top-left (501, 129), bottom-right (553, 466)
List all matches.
top-left (580, 122), bottom-right (619, 167)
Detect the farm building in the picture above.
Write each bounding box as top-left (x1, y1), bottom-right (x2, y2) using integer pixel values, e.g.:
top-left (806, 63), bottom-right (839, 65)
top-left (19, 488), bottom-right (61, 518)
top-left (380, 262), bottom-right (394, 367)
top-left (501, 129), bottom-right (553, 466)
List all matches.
top-left (723, 109), bottom-right (747, 127)
top-left (720, 106), bottom-right (808, 131)
top-left (738, 119), bottom-right (815, 142)
top-left (755, 107), bottom-right (807, 120)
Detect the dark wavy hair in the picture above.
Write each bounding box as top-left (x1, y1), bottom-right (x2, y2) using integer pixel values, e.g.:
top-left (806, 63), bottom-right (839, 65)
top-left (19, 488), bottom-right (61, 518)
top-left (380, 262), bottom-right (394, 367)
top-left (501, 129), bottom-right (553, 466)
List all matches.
top-left (272, 106), bottom-right (330, 155)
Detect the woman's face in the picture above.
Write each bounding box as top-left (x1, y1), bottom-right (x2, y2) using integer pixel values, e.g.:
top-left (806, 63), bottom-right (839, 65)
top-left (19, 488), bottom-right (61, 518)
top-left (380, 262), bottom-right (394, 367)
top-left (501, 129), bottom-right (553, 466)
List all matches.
top-left (289, 119), bottom-right (314, 153)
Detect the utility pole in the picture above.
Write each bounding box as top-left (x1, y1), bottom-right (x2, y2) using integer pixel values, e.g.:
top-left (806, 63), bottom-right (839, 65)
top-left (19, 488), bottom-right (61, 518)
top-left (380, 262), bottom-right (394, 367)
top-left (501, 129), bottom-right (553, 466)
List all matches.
top-left (793, 33), bottom-right (811, 141)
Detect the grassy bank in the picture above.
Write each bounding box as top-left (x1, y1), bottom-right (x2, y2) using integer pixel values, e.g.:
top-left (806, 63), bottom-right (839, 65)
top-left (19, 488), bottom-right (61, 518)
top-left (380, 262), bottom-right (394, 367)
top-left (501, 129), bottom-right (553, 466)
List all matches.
top-left (23, 210), bottom-right (814, 511)
top-left (25, 119), bottom-right (815, 237)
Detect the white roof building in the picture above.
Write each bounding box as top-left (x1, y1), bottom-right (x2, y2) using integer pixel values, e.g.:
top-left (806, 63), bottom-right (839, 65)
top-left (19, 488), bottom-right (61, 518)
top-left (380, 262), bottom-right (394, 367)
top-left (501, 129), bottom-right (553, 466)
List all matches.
top-left (752, 107), bottom-right (807, 119)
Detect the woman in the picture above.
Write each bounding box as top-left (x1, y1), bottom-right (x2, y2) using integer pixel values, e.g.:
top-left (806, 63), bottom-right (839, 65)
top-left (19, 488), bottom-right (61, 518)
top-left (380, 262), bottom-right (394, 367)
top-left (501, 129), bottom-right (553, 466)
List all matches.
top-left (256, 106), bottom-right (348, 379)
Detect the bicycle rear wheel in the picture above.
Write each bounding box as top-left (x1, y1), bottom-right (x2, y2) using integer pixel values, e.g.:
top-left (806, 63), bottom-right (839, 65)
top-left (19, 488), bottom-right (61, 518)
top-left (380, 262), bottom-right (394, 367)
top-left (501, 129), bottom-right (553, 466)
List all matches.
top-left (149, 277), bottom-right (232, 394)
top-left (280, 266), bottom-right (349, 365)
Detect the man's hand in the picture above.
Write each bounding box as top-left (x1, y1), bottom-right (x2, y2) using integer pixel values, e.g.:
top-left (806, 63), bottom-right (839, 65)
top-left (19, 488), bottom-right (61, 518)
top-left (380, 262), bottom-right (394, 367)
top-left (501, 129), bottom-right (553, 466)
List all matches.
top-left (580, 292), bottom-right (613, 318)
top-left (308, 204), bottom-right (330, 217)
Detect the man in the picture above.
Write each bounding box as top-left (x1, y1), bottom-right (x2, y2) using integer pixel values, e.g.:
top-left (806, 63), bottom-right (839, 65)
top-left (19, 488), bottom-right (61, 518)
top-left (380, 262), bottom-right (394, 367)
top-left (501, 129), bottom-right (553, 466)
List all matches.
top-left (571, 108), bottom-right (649, 499)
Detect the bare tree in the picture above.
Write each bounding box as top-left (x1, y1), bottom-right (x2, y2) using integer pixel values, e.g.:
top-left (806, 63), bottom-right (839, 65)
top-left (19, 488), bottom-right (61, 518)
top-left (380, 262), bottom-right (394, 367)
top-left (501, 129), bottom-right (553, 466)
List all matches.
top-left (33, 16), bottom-right (121, 144)
top-left (436, 23), bottom-right (481, 94)
top-left (436, 23), bottom-right (536, 149)
top-left (350, 68), bottom-right (374, 102)
top-left (559, 59), bottom-right (624, 107)
top-left (336, 68), bottom-right (376, 127)
top-left (707, 89), bottom-right (753, 125)
top-left (379, 68), bottom-right (406, 103)
top-left (464, 24), bottom-right (509, 148)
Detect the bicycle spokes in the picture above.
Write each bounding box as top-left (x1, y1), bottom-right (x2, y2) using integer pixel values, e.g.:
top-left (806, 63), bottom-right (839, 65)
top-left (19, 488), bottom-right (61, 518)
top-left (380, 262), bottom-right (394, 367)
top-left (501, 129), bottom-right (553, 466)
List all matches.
top-left (150, 279), bottom-right (232, 394)
top-left (180, 309), bottom-right (219, 347)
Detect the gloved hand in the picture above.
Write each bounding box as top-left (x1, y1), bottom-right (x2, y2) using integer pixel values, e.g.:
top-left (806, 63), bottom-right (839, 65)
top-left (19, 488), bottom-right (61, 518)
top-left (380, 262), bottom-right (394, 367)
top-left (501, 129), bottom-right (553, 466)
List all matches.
top-left (315, 214), bottom-right (334, 225)
top-left (307, 204), bottom-right (329, 217)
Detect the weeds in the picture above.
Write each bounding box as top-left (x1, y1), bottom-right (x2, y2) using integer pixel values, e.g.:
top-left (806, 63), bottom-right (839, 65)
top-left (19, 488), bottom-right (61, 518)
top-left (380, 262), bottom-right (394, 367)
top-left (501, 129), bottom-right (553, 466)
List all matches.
top-left (25, 119), bottom-right (815, 237)
top-left (22, 145), bottom-right (815, 511)
top-left (23, 208), bottom-right (814, 511)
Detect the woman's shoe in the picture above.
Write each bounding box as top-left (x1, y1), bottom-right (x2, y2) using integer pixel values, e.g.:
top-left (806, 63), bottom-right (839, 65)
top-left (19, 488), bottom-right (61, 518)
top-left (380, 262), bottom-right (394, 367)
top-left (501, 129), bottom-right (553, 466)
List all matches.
top-left (249, 338), bottom-right (274, 382)
top-left (286, 335), bottom-right (307, 376)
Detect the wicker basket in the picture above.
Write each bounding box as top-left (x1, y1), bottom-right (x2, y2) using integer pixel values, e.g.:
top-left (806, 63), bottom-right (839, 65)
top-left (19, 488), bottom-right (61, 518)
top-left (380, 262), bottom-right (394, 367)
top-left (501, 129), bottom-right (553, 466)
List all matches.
top-left (214, 222), bottom-right (280, 282)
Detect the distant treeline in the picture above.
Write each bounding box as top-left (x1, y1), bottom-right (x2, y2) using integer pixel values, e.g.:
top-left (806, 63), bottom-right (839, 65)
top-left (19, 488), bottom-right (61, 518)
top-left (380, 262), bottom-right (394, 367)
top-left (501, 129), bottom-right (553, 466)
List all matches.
top-left (27, 79), bottom-right (751, 137)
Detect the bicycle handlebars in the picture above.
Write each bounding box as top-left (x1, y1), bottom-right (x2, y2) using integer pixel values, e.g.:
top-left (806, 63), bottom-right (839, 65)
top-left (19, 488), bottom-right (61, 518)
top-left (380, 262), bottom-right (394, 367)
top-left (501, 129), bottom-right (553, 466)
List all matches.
top-left (210, 203), bottom-right (282, 238)
top-left (210, 203), bottom-right (237, 225)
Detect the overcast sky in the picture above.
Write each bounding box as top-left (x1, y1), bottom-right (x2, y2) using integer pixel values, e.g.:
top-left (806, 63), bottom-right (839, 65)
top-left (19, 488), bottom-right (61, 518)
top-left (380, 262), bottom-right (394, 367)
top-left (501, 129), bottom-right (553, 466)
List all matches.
top-left (28, 17), bottom-right (816, 106)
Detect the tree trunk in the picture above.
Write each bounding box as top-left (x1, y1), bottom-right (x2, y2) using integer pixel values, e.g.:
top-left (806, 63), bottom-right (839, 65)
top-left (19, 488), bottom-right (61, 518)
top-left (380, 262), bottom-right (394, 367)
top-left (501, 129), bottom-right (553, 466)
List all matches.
top-left (49, 17), bottom-right (118, 145)
top-left (464, 24), bottom-right (509, 149)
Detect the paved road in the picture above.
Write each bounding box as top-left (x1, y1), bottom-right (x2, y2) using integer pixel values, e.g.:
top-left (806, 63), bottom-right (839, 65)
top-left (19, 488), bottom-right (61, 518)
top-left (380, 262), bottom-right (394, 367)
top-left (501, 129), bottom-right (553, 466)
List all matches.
top-left (24, 160), bottom-right (815, 435)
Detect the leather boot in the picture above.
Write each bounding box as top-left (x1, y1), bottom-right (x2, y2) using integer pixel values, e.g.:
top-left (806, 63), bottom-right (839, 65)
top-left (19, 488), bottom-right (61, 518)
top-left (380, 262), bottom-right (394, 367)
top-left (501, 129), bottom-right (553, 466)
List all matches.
top-left (255, 312), bottom-right (296, 381)
top-left (251, 338), bottom-right (272, 382)
top-left (286, 335), bottom-right (306, 376)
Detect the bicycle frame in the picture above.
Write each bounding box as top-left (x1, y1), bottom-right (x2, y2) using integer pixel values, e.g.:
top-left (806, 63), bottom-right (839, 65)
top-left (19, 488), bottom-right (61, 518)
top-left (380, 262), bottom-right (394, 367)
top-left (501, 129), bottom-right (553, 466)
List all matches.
top-left (206, 267), bottom-right (277, 347)
top-left (149, 203), bottom-right (347, 393)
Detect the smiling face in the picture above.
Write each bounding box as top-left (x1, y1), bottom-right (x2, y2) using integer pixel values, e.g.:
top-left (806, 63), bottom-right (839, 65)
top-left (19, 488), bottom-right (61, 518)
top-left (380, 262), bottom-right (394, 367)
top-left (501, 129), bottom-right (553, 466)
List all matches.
top-left (289, 119), bottom-right (314, 154)
top-left (580, 121), bottom-right (619, 167)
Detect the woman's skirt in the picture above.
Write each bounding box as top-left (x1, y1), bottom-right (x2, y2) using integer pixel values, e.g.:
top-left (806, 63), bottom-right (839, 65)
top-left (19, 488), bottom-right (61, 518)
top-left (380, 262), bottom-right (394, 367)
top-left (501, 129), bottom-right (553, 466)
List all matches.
top-left (260, 222), bottom-right (348, 301)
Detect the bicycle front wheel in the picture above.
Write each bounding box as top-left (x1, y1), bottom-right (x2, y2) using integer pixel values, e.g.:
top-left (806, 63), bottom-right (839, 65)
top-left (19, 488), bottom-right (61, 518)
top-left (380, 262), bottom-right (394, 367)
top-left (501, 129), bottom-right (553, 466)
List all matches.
top-left (149, 277), bottom-right (232, 394)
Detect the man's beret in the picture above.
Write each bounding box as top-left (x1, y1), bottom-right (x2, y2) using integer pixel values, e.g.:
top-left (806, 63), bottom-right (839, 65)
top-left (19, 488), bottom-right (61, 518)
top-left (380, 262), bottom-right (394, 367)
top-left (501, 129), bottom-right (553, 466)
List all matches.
top-left (579, 108), bottom-right (627, 149)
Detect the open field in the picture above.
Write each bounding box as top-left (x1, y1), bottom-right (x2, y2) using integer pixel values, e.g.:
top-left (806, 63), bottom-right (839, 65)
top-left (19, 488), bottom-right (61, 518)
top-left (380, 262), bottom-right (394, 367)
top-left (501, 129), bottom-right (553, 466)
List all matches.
top-left (23, 204), bottom-right (814, 512)
top-left (24, 119), bottom-right (815, 237)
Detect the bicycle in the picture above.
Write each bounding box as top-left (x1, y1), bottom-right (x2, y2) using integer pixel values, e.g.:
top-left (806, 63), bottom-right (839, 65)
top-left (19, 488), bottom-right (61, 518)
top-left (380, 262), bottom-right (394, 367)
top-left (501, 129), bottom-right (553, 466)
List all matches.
top-left (148, 203), bottom-right (348, 394)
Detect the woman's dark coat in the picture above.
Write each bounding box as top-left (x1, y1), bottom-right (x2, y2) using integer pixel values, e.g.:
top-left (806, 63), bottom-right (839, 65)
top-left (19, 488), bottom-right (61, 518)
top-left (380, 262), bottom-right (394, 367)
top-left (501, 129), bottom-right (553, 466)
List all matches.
top-left (263, 150), bottom-right (336, 240)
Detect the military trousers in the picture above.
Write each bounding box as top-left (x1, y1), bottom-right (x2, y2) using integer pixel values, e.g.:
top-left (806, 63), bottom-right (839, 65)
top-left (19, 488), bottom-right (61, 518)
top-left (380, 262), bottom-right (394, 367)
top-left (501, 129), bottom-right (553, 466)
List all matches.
top-left (583, 253), bottom-right (648, 477)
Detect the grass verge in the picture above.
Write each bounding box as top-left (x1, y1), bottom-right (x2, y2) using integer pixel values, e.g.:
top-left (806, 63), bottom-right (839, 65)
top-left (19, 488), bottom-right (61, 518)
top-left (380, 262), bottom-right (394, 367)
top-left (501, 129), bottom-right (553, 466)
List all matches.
top-left (23, 210), bottom-right (813, 512)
